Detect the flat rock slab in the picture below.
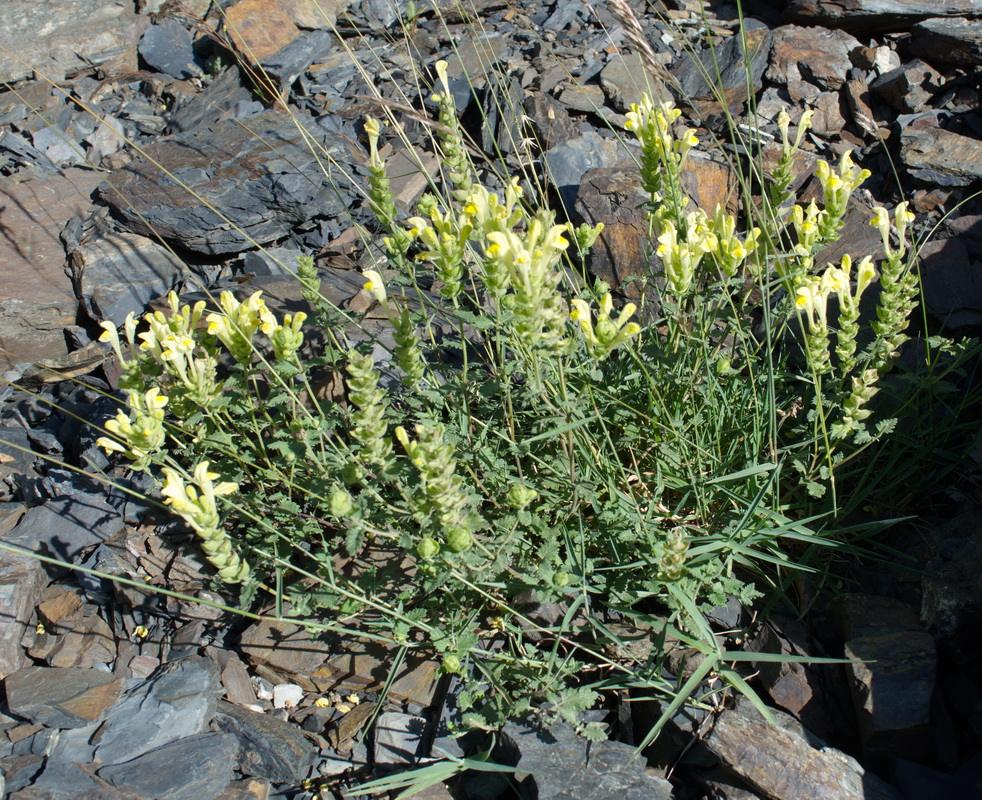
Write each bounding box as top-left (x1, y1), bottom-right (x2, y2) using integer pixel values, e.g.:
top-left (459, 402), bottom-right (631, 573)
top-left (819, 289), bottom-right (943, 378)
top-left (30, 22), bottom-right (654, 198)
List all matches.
top-left (99, 110), bottom-right (366, 254)
top-left (501, 720), bottom-right (675, 800)
top-left (704, 701), bottom-right (902, 800)
top-left (0, 550), bottom-right (49, 678)
top-left (911, 17), bottom-right (982, 67)
top-left (94, 655), bottom-right (222, 764)
top-left (213, 700), bottom-right (316, 783)
top-left (900, 126), bottom-right (982, 187)
top-left (0, 169), bottom-right (102, 370)
top-left (783, 0), bottom-right (982, 33)
top-left (0, 0), bottom-right (149, 84)
top-left (768, 24), bottom-right (862, 91)
top-left (98, 731), bottom-right (238, 800)
top-left (69, 228), bottom-right (188, 324)
top-left (4, 667), bottom-right (123, 729)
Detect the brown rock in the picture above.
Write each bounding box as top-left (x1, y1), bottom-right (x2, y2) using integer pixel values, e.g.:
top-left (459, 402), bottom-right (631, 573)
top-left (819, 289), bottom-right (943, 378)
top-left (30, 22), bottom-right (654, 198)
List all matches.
top-left (900, 126), bottom-right (982, 186)
top-left (704, 700), bottom-right (902, 800)
top-left (808, 90), bottom-right (848, 138)
top-left (213, 779), bottom-right (271, 800)
top-left (783, 0), bottom-right (982, 34)
top-left (28, 604), bottom-right (117, 669)
top-left (322, 643), bottom-right (440, 707)
top-left (0, 551), bottom-right (48, 678)
top-left (768, 24), bottom-right (862, 92)
top-left (524, 92), bottom-right (579, 151)
top-left (911, 17), bottom-right (982, 67)
top-left (572, 166), bottom-right (653, 309)
top-left (239, 617), bottom-right (331, 677)
top-left (221, 653), bottom-right (259, 706)
top-left (870, 59), bottom-right (943, 114)
top-left (0, 169), bottom-right (101, 370)
top-left (278, 0), bottom-right (349, 29)
top-left (224, 0), bottom-right (301, 63)
top-left (0, 0), bottom-right (149, 84)
top-left (3, 666), bottom-right (123, 728)
top-left (386, 147), bottom-right (440, 212)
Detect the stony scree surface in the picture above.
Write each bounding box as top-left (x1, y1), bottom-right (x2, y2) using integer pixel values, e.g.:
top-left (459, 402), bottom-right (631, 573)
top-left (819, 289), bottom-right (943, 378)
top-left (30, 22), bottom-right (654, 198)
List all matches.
top-left (2, 0), bottom-right (982, 798)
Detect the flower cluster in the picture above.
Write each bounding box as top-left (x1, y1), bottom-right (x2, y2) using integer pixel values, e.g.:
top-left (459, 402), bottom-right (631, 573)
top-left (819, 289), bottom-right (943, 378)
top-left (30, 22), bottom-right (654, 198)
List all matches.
top-left (407, 204), bottom-right (473, 300)
top-left (770, 108), bottom-right (814, 208)
top-left (396, 423), bottom-right (473, 556)
top-left (570, 293), bottom-right (641, 360)
top-left (206, 291), bottom-right (278, 365)
top-left (362, 270), bottom-right (426, 389)
top-left (160, 462), bottom-right (249, 584)
top-left (345, 348), bottom-right (393, 468)
top-left (816, 150), bottom-right (871, 241)
top-left (625, 94), bottom-right (698, 202)
top-left (96, 388), bottom-right (169, 470)
top-left (655, 209), bottom-right (718, 297)
top-left (430, 60), bottom-right (472, 199)
top-left (870, 202), bottom-right (918, 373)
top-left (485, 213), bottom-right (570, 350)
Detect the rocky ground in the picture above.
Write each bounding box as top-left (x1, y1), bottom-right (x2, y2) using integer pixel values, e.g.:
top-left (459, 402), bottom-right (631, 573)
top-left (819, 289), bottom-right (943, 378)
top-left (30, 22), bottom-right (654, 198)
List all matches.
top-left (2, 0), bottom-right (982, 798)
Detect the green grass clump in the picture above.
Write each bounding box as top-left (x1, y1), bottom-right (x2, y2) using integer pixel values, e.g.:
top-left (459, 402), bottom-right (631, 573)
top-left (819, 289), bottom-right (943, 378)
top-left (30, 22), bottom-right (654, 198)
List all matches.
top-left (5, 0), bottom-right (981, 760)
top-left (91, 43), bottom-right (971, 741)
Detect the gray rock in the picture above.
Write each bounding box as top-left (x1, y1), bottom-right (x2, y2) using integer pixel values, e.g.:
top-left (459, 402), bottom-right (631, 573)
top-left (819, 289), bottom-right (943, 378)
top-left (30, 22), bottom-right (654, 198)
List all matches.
top-left (0, 0), bottom-right (149, 84)
top-left (900, 126), bottom-right (982, 187)
top-left (0, 427), bottom-right (39, 477)
top-left (782, 0), bottom-right (982, 34)
top-left (0, 550), bottom-right (47, 678)
top-left (600, 53), bottom-right (671, 112)
top-left (98, 732), bottom-right (238, 800)
top-left (911, 17), bottom-right (982, 67)
top-left (0, 168), bottom-right (101, 371)
top-left (918, 237), bottom-right (982, 330)
top-left (212, 700), bottom-right (316, 783)
top-left (95, 656), bottom-right (222, 764)
top-left (828, 595), bottom-right (936, 762)
top-left (168, 66), bottom-right (260, 134)
top-left (500, 720), bottom-right (674, 800)
top-left (4, 667), bottom-right (123, 729)
top-left (31, 127), bottom-right (87, 168)
top-left (703, 700), bottom-right (901, 800)
top-left (69, 227), bottom-right (188, 324)
top-left (139, 19), bottom-right (202, 80)
top-left (99, 110), bottom-right (365, 254)
top-left (670, 18), bottom-right (771, 115)
top-left (258, 29), bottom-right (333, 94)
top-left (767, 24), bottom-right (862, 92)
top-left (3, 494), bottom-right (124, 577)
top-left (544, 131), bottom-right (626, 211)
top-left (374, 711), bottom-right (427, 765)
top-left (241, 247), bottom-right (307, 278)
top-left (870, 59), bottom-right (942, 113)
top-left (523, 92), bottom-right (579, 152)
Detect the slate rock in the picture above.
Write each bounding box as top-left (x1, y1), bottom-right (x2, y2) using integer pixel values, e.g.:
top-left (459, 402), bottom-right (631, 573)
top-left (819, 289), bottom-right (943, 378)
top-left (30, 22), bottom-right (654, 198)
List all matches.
top-left (239, 617), bottom-right (331, 677)
top-left (783, 0), bottom-right (982, 34)
top-left (167, 66), bottom-right (259, 134)
top-left (0, 427), bottom-right (39, 477)
top-left (3, 494), bottom-right (124, 577)
top-left (99, 110), bottom-right (365, 254)
top-left (257, 29), bottom-right (334, 96)
top-left (0, 550), bottom-right (48, 679)
top-left (69, 228), bottom-right (188, 324)
top-left (918, 237), bottom-right (982, 330)
top-left (524, 92), bottom-right (580, 152)
top-left (225, 0), bottom-right (303, 63)
top-left (900, 126), bottom-right (982, 186)
top-left (870, 59), bottom-right (942, 114)
top-left (138, 19), bottom-right (202, 80)
top-left (911, 17), bottom-right (982, 67)
top-left (0, 0), bottom-right (149, 84)
top-left (670, 18), bottom-right (771, 115)
top-left (98, 732), bottom-right (238, 800)
top-left (213, 700), bottom-right (316, 783)
top-left (544, 131), bottom-right (626, 211)
top-left (767, 24), bottom-right (862, 92)
top-left (499, 720), bottom-right (674, 800)
top-left (703, 700), bottom-right (901, 800)
top-left (374, 711), bottom-right (426, 765)
top-left (94, 656), bottom-right (222, 764)
top-left (572, 165), bottom-right (656, 311)
top-left (600, 53), bottom-right (671, 112)
top-left (0, 168), bottom-right (101, 370)
top-left (31, 127), bottom-right (87, 168)
top-left (4, 667), bottom-right (123, 729)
